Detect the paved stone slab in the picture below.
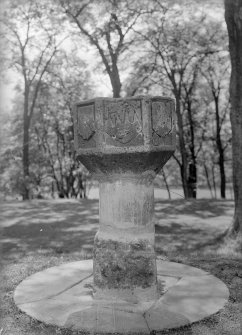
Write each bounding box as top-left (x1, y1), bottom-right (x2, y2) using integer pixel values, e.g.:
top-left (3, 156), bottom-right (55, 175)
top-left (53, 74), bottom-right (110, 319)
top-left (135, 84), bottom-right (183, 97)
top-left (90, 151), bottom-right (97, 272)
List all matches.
top-left (65, 304), bottom-right (149, 334)
top-left (14, 260), bottom-right (229, 333)
top-left (19, 294), bottom-right (93, 327)
top-left (157, 261), bottom-right (210, 277)
top-left (14, 260), bottom-right (93, 304)
top-left (156, 275), bottom-right (229, 322)
top-left (144, 306), bottom-right (189, 331)
top-left (158, 276), bottom-right (180, 293)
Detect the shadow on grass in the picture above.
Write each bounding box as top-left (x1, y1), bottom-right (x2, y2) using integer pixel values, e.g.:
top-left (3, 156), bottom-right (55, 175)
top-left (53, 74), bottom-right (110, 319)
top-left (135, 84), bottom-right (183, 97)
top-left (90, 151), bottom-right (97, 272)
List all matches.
top-left (154, 198), bottom-right (234, 255)
top-left (155, 198), bottom-right (233, 218)
top-left (0, 198), bottom-right (234, 263)
top-left (0, 199), bottom-right (99, 262)
top-left (155, 223), bottom-right (227, 254)
top-left (0, 198), bottom-right (240, 335)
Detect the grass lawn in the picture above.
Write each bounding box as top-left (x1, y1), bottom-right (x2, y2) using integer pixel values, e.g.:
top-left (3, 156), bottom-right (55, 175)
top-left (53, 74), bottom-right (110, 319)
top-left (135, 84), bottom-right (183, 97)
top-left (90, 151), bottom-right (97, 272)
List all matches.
top-left (0, 198), bottom-right (241, 335)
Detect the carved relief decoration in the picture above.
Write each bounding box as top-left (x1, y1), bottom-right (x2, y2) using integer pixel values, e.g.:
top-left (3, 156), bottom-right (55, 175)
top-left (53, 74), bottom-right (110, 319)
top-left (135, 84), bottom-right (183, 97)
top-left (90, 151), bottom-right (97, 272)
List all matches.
top-left (77, 103), bottom-right (96, 148)
top-left (151, 100), bottom-right (173, 145)
top-left (103, 100), bottom-right (143, 146)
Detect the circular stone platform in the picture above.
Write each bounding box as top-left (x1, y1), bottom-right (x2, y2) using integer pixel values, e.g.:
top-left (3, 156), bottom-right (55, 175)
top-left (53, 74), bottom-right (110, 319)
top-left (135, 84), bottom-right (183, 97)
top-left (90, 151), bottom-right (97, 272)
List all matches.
top-left (14, 259), bottom-right (229, 334)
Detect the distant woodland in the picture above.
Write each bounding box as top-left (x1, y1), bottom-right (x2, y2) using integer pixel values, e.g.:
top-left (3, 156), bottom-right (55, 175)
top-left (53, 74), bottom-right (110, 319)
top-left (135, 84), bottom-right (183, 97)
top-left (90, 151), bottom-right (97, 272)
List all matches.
top-left (0, 0), bottom-right (234, 200)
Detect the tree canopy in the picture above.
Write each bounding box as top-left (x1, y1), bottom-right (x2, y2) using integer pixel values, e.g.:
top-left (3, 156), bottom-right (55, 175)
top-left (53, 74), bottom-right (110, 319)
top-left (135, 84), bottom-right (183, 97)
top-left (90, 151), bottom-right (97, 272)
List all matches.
top-left (0, 0), bottom-right (233, 205)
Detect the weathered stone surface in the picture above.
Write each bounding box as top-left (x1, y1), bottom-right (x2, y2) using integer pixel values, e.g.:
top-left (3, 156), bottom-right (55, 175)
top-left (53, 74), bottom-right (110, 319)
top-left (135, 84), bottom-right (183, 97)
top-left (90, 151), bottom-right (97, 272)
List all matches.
top-left (157, 276), bottom-right (180, 294)
top-left (99, 179), bottom-right (154, 228)
top-left (151, 99), bottom-right (174, 146)
top-left (157, 261), bottom-right (210, 277)
top-left (73, 96), bottom-right (176, 304)
top-left (94, 286), bottom-right (158, 304)
top-left (14, 260), bottom-right (93, 305)
top-left (14, 260), bottom-right (229, 333)
top-left (13, 96), bottom-right (230, 333)
top-left (93, 236), bottom-right (157, 290)
top-left (18, 294), bottom-right (92, 327)
top-left (144, 306), bottom-right (189, 330)
top-left (157, 274), bottom-right (229, 322)
top-left (93, 173), bottom-right (158, 297)
top-left (103, 99), bottom-right (144, 146)
top-left (76, 103), bottom-right (96, 148)
top-left (65, 303), bottom-right (149, 334)
top-left (73, 96), bottom-right (176, 157)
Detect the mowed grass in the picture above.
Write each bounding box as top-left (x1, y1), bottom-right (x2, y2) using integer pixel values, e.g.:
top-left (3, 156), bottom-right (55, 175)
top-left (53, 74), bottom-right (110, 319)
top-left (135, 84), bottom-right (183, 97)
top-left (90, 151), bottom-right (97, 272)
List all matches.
top-left (0, 197), bottom-right (241, 335)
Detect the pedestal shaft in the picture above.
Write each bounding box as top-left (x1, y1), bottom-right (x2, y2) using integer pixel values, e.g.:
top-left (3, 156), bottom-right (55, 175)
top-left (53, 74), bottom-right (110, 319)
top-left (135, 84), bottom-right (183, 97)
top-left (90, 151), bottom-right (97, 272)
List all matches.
top-left (93, 175), bottom-right (157, 302)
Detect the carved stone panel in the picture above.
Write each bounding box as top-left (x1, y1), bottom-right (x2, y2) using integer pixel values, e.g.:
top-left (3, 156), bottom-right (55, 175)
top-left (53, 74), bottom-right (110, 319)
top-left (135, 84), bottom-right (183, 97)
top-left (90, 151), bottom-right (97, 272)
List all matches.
top-left (103, 100), bottom-right (143, 146)
top-left (77, 103), bottom-right (96, 148)
top-left (151, 100), bottom-right (173, 146)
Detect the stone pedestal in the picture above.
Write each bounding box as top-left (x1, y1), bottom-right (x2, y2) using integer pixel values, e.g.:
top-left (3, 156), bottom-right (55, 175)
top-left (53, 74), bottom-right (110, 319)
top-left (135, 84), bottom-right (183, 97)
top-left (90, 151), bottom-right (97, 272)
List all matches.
top-left (73, 96), bottom-right (176, 303)
top-left (13, 96), bottom-right (230, 333)
top-left (94, 175), bottom-right (157, 303)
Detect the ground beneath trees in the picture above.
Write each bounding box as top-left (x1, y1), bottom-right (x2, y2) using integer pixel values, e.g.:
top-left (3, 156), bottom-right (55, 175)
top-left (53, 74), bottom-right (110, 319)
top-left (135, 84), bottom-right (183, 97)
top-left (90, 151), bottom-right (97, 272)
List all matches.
top-left (0, 198), bottom-right (241, 335)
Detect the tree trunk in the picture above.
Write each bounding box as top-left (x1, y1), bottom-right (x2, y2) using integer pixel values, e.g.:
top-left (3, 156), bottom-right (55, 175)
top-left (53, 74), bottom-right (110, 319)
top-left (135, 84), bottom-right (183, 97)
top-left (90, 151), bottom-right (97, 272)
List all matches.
top-left (225, 0), bottom-right (242, 237)
top-left (218, 150), bottom-right (226, 199)
top-left (22, 90), bottom-right (30, 200)
top-left (110, 64), bottom-right (122, 98)
top-left (212, 164), bottom-right (217, 199)
top-left (161, 168), bottom-right (171, 200)
top-left (203, 162), bottom-right (214, 198)
top-left (22, 120), bottom-right (30, 200)
top-left (51, 181), bottom-right (55, 198)
top-left (188, 163), bottom-right (197, 198)
top-left (214, 95), bottom-right (226, 198)
top-left (187, 100), bottom-right (197, 198)
top-left (175, 96), bottom-right (190, 198)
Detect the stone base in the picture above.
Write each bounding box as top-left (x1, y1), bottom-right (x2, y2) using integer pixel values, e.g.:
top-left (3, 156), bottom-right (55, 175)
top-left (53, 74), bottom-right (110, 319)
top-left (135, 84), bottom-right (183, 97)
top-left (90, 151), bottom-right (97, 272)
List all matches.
top-left (93, 231), bottom-right (157, 302)
top-left (14, 260), bottom-right (229, 334)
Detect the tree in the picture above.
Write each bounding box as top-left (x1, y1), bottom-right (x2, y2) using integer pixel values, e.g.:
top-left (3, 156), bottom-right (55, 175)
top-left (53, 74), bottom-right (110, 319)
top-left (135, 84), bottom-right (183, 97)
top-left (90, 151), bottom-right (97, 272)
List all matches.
top-left (1, 0), bottom-right (65, 199)
top-left (32, 53), bottom-right (93, 198)
top-left (201, 49), bottom-right (231, 198)
top-left (200, 101), bottom-right (220, 199)
top-left (60, 0), bottom-right (158, 98)
top-left (224, 0), bottom-right (242, 237)
top-left (134, 6), bottom-right (218, 198)
top-left (0, 100), bottom-right (24, 199)
top-left (180, 64), bottom-right (201, 198)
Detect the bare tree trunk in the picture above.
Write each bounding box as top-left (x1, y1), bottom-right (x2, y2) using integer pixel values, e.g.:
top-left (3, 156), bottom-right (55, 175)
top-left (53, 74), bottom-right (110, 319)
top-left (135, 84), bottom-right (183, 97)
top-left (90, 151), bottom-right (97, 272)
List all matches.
top-left (212, 165), bottom-right (217, 199)
top-left (214, 95), bottom-right (226, 198)
top-left (64, 7), bottom-right (123, 99)
top-left (22, 90), bottom-right (30, 200)
top-left (188, 163), bottom-right (197, 198)
top-left (51, 182), bottom-right (55, 198)
top-left (225, 0), bottom-right (242, 237)
top-left (187, 100), bottom-right (197, 198)
top-left (110, 63), bottom-right (122, 98)
top-left (175, 96), bottom-right (189, 198)
top-left (161, 168), bottom-right (171, 200)
top-left (203, 163), bottom-right (214, 198)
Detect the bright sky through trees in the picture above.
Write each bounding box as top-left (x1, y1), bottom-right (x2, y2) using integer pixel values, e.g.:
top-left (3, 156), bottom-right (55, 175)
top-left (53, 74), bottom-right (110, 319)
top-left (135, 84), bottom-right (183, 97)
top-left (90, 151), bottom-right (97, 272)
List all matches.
top-left (0, 0), bottom-right (224, 116)
top-left (0, 0), bottom-right (232, 203)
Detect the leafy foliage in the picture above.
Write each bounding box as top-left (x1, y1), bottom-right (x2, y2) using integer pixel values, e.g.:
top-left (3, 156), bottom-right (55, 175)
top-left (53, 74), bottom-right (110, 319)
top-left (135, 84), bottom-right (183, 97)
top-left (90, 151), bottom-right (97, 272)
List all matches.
top-left (0, 0), bottom-right (232, 200)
